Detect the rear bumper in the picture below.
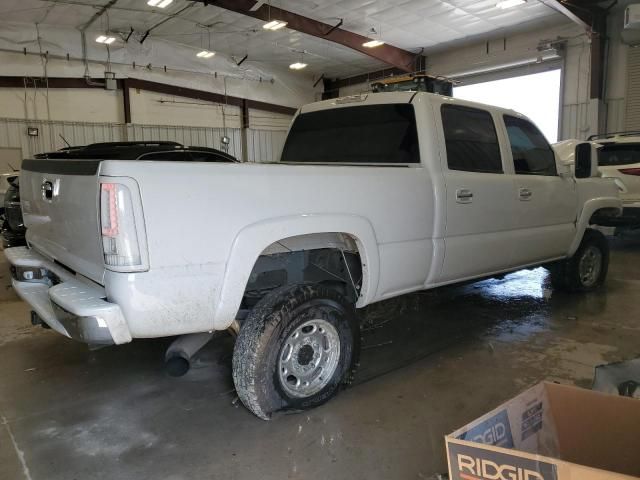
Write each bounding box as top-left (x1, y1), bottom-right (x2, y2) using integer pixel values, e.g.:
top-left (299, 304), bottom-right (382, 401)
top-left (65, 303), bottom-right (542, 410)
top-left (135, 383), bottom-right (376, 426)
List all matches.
top-left (4, 246), bottom-right (132, 345)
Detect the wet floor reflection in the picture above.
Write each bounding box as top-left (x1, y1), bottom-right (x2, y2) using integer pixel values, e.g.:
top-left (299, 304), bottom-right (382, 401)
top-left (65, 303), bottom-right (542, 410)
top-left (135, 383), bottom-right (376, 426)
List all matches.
top-left (354, 267), bottom-right (555, 383)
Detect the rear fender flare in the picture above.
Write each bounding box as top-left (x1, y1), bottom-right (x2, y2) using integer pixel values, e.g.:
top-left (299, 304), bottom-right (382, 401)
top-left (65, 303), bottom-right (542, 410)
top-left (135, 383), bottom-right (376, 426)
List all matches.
top-left (212, 214), bottom-right (380, 330)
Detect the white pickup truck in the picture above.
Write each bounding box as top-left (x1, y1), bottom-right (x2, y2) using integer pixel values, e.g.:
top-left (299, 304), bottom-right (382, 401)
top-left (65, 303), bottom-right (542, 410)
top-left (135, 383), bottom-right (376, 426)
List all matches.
top-left (5, 92), bottom-right (621, 419)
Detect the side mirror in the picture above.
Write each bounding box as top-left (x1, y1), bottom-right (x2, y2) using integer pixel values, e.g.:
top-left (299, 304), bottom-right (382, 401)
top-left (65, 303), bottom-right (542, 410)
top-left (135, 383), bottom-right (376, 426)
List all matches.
top-left (575, 143), bottom-right (593, 178)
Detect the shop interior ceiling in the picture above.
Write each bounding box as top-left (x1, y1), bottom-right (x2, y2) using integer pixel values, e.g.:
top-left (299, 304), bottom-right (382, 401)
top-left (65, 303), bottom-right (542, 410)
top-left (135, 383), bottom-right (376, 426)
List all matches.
top-left (1, 0), bottom-right (567, 78)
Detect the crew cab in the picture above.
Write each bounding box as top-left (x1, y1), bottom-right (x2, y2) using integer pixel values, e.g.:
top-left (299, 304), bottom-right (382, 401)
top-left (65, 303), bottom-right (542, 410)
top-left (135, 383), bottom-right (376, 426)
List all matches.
top-left (5, 92), bottom-right (621, 419)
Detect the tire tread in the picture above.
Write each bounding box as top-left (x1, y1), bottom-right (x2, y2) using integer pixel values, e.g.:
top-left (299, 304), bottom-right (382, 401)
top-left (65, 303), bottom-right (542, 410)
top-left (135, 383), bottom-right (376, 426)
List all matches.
top-left (233, 284), bottom-right (357, 420)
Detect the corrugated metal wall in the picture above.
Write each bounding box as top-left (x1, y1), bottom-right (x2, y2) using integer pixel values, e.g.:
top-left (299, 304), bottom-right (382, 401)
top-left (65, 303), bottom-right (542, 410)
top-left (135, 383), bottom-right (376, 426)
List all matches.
top-left (561, 102), bottom-right (591, 140)
top-left (0, 117), bottom-right (289, 162)
top-left (246, 129), bottom-right (288, 163)
top-left (625, 46), bottom-right (640, 131)
top-left (606, 98), bottom-right (626, 133)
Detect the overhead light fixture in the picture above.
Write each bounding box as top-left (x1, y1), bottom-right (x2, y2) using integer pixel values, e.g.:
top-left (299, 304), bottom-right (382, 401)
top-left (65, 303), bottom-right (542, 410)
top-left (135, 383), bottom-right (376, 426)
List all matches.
top-left (148, 0), bottom-right (173, 7)
top-left (362, 39), bottom-right (385, 48)
top-left (289, 62), bottom-right (307, 70)
top-left (496, 0), bottom-right (526, 9)
top-left (196, 50), bottom-right (215, 58)
top-left (96, 35), bottom-right (116, 44)
top-left (263, 20), bottom-right (288, 31)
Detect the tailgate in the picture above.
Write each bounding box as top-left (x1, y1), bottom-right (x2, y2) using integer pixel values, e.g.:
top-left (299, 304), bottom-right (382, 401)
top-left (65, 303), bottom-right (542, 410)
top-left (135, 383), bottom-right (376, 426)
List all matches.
top-left (20, 159), bottom-right (105, 284)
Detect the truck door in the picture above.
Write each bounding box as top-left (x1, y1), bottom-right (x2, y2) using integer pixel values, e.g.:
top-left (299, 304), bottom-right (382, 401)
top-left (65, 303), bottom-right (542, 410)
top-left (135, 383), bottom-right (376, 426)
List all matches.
top-left (502, 115), bottom-right (577, 264)
top-left (438, 104), bottom-right (516, 282)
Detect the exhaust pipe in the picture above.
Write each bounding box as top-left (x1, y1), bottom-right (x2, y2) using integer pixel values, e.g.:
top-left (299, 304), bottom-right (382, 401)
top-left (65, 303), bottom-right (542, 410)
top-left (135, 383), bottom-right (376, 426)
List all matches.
top-left (164, 332), bottom-right (215, 377)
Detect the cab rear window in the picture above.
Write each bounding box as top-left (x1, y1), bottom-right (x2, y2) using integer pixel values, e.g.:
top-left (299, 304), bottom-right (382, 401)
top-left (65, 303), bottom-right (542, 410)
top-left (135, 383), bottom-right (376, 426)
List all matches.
top-left (280, 104), bottom-right (419, 164)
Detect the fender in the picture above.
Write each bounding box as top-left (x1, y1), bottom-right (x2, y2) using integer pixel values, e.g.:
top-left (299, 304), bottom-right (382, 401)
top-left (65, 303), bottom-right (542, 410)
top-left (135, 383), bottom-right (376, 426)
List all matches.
top-left (568, 197), bottom-right (622, 256)
top-left (211, 214), bottom-right (380, 330)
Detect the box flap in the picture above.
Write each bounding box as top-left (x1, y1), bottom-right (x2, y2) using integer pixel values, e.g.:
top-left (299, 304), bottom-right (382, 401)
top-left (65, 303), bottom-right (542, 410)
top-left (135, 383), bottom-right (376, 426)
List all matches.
top-left (546, 382), bottom-right (640, 477)
top-left (449, 382), bottom-right (559, 457)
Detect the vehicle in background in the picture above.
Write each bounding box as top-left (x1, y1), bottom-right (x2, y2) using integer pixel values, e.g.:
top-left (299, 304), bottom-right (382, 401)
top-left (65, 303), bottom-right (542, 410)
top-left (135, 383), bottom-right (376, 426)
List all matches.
top-left (34, 141), bottom-right (238, 163)
top-left (589, 131), bottom-right (640, 231)
top-left (2, 175), bottom-right (25, 248)
top-left (0, 172), bottom-right (18, 198)
top-left (1, 141), bottom-right (238, 248)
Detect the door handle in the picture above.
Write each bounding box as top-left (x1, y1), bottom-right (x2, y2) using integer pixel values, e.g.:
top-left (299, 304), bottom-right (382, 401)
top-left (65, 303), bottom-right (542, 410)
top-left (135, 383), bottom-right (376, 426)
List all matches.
top-left (456, 189), bottom-right (473, 203)
top-left (519, 188), bottom-right (532, 200)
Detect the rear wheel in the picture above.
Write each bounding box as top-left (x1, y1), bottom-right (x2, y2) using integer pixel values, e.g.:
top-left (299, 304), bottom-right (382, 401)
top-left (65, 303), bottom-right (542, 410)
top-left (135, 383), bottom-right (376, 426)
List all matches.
top-left (549, 228), bottom-right (609, 292)
top-left (232, 284), bottom-right (359, 420)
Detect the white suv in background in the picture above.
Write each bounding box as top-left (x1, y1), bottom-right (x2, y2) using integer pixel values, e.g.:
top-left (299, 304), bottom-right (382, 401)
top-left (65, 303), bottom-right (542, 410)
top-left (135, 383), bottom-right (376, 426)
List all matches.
top-left (590, 132), bottom-right (640, 228)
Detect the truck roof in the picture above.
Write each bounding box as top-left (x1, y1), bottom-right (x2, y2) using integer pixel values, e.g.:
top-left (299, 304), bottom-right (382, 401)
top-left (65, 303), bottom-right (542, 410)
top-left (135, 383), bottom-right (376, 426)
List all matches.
top-left (300, 91), bottom-right (525, 120)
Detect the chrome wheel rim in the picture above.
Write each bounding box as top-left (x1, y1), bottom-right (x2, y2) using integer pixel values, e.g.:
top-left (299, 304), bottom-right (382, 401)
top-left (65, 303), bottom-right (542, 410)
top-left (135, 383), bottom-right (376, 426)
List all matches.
top-left (578, 246), bottom-right (602, 287)
top-left (277, 319), bottom-right (341, 398)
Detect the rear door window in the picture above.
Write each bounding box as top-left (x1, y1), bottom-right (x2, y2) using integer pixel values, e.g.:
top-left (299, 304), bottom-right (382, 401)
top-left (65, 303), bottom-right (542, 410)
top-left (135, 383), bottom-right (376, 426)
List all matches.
top-left (504, 115), bottom-right (557, 176)
top-left (280, 104), bottom-right (419, 164)
top-left (441, 105), bottom-right (503, 173)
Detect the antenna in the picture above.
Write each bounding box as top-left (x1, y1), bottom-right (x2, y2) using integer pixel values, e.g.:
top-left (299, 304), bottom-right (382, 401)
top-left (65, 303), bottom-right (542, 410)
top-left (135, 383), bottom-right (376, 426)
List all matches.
top-left (59, 133), bottom-right (71, 148)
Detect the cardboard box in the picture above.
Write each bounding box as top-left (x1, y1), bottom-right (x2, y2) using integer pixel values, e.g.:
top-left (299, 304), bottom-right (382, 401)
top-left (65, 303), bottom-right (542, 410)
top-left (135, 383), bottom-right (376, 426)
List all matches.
top-left (446, 382), bottom-right (640, 480)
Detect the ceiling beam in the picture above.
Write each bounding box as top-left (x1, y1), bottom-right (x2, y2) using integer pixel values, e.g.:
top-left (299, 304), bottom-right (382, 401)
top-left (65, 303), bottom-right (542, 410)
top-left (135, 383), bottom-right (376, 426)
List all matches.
top-left (80, 0), bottom-right (119, 31)
top-left (193, 0), bottom-right (419, 72)
top-left (538, 0), bottom-right (599, 32)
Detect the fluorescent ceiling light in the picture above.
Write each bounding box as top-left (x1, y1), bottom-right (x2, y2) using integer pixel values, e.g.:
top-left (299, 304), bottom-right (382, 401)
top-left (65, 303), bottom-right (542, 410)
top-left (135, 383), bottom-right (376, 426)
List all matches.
top-left (289, 62), bottom-right (307, 70)
top-left (147, 0), bottom-right (173, 6)
top-left (196, 50), bottom-right (215, 58)
top-left (263, 20), bottom-right (287, 31)
top-left (362, 39), bottom-right (385, 48)
top-left (496, 0), bottom-right (526, 9)
top-left (96, 35), bottom-right (116, 44)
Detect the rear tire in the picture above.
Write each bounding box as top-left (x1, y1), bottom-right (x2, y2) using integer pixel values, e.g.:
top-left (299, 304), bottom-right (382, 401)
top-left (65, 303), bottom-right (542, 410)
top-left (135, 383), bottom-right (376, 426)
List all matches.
top-left (232, 284), bottom-right (359, 420)
top-left (549, 228), bottom-right (609, 292)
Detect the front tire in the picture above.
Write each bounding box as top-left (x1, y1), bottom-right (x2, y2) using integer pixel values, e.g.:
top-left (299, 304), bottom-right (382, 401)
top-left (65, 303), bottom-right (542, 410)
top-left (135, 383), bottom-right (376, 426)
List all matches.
top-left (549, 228), bottom-right (609, 292)
top-left (232, 284), bottom-right (359, 420)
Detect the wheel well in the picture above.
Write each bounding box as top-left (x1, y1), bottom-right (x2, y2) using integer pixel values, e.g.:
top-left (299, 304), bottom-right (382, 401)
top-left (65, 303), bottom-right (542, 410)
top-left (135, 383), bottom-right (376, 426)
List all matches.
top-left (241, 233), bottom-right (363, 310)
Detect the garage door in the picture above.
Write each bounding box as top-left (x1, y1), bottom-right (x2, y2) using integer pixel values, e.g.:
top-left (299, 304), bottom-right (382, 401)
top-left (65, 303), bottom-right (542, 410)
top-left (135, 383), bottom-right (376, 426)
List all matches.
top-left (453, 66), bottom-right (562, 142)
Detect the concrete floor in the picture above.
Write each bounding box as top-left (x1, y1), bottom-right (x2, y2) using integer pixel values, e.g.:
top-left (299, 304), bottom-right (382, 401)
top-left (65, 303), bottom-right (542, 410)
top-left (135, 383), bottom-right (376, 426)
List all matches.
top-left (1, 236), bottom-right (639, 480)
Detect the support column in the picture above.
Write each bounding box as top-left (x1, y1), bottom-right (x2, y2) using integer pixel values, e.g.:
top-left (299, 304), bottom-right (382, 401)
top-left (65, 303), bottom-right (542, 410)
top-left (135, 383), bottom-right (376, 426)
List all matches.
top-left (240, 99), bottom-right (249, 162)
top-left (122, 78), bottom-right (132, 124)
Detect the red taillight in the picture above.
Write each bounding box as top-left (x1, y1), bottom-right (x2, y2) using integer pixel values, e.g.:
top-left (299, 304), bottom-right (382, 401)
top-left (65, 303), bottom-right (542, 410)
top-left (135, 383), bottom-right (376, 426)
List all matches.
top-left (99, 181), bottom-right (143, 269)
top-left (100, 183), bottom-right (119, 237)
top-left (619, 168), bottom-right (640, 176)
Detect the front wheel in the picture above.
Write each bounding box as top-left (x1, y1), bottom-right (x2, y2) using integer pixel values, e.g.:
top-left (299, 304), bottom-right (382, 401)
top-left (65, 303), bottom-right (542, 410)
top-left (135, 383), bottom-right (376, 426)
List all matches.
top-left (232, 284), bottom-right (359, 420)
top-left (549, 228), bottom-right (609, 292)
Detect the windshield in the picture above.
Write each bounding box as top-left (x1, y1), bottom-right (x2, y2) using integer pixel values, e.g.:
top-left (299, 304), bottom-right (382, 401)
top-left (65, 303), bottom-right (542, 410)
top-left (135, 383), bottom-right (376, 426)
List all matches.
top-left (280, 104), bottom-right (419, 164)
top-left (599, 143), bottom-right (640, 166)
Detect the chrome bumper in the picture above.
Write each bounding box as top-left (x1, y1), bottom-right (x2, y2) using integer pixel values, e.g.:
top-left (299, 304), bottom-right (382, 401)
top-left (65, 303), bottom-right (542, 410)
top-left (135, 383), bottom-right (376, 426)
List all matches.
top-left (4, 246), bottom-right (132, 345)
